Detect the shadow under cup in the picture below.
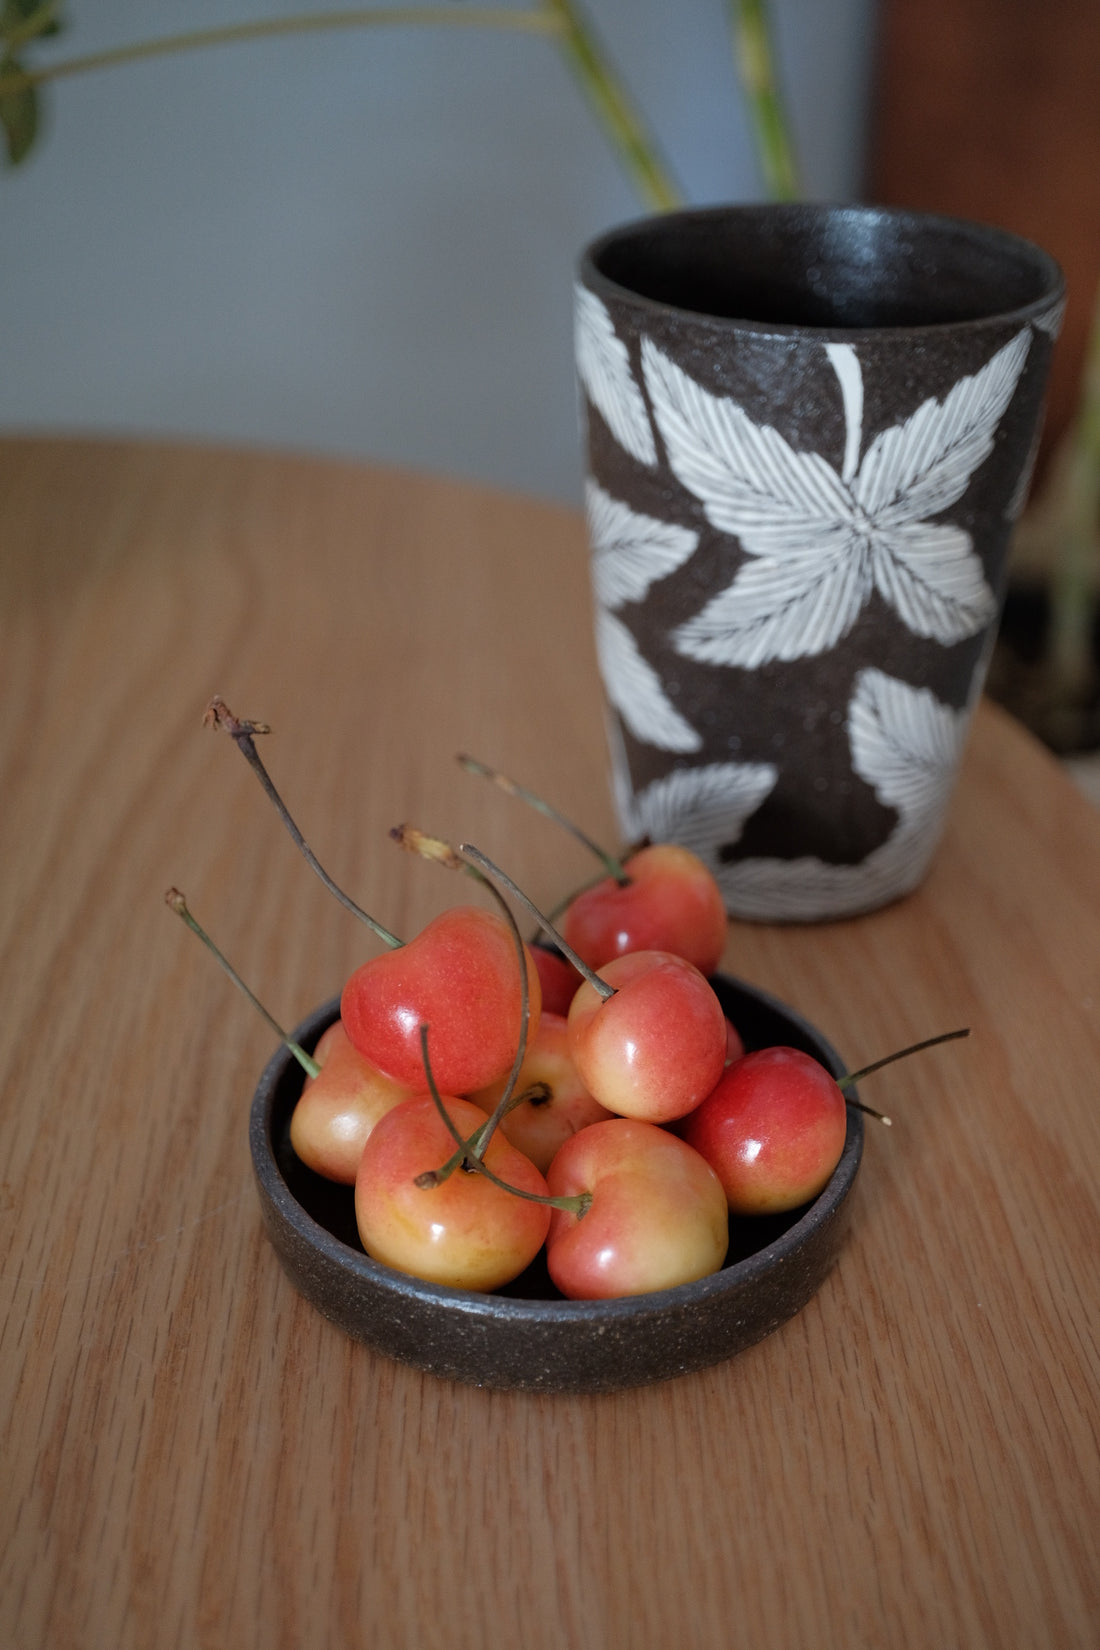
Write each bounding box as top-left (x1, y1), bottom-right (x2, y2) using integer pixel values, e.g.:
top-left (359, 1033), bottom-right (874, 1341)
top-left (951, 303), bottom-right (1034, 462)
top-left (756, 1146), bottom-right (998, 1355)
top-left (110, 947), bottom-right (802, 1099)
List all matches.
top-left (576, 204), bottom-right (1064, 922)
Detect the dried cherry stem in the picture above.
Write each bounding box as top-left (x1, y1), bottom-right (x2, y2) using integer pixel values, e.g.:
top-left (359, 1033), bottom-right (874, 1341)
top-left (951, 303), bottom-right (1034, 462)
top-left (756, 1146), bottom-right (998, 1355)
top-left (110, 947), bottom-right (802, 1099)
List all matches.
top-left (164, 888), bottom-right (320, 1079)
top-left (415, 1027), bottom-right (591, 1218)
top-left (389, 824), bottom-right (534, 1155)
top-left (457, 843), bottom-right (616, 1002)
top-left (838, 1027), bottom-right (971, 1125)
top-left (457, 753), bottom-right (628, 884)
top-left (204, 696), bottom-right (402, 950)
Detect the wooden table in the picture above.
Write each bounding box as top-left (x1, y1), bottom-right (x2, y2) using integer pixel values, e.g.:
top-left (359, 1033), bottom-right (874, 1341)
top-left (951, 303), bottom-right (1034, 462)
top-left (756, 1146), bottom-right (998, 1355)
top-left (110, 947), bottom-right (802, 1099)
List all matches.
top-left (2, 437), bottom-right (1097, 1650)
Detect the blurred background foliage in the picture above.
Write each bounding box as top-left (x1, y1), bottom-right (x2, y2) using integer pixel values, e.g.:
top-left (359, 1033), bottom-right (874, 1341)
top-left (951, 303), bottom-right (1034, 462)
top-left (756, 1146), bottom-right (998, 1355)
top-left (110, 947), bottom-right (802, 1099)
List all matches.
top-left (2, 0), bottom-right (1097, 753)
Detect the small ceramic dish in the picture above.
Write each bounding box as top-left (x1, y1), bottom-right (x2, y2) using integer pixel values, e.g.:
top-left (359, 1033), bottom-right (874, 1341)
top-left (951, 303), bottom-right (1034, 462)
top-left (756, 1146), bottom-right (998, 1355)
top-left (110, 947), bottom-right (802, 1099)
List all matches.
top-left (249, 974), bottom-right (862, 1393)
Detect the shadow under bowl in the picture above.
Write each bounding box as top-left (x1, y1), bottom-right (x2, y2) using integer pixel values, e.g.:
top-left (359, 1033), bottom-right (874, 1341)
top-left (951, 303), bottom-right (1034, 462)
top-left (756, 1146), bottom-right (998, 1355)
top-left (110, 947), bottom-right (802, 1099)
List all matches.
top-left (249, 973), bottom-right (863, 1393)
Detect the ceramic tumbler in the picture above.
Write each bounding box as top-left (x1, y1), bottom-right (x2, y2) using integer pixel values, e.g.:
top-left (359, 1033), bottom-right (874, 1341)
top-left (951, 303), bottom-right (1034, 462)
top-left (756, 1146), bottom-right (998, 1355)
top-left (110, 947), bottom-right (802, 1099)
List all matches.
top-left (576, 204), bottom-right (1064, 921)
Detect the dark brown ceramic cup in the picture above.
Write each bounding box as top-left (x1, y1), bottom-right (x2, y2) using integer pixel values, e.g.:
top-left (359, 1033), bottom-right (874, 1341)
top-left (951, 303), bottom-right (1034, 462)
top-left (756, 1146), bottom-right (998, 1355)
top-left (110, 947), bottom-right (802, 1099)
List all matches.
top-left (576, 204), bottom-right (1063, 921)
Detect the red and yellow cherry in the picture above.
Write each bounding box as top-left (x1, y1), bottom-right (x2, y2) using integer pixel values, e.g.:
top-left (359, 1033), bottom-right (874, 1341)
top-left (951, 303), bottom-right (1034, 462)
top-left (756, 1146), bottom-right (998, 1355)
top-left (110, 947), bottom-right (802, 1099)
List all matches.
top-left (681, 1046), bottom-right (848, 1215)
top-left (340, 904), bottom-right (542, 1096)
top-left (471, 1011), bottom-right (614, 1174)
top-left (725, 1017), bottom-right (745, 1065)
top-left (566, 950), bottom-right (728, 1124)
top-left (354, 1094), bottom-right (551, 1290)
top-left (529, 942), bottom-right (583, 1017)
top-left (563, 843), bottom-right (728, 976)
top-left (290, 1019), bottom-right (413, 1184)
top-left (545, 1118), bottom-right (729, 1299)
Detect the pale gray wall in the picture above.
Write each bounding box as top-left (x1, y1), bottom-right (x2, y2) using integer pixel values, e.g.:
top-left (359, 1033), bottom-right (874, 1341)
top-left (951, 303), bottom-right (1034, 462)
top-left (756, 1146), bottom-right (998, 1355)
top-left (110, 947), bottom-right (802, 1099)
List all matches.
top-left (1, 1), bottom-right (876, 502)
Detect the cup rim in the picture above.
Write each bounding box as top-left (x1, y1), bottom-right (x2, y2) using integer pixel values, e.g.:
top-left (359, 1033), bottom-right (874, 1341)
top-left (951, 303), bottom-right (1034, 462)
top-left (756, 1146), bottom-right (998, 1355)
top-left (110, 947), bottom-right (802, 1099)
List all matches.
top-left (579, 201), bottom-right (1065, 340)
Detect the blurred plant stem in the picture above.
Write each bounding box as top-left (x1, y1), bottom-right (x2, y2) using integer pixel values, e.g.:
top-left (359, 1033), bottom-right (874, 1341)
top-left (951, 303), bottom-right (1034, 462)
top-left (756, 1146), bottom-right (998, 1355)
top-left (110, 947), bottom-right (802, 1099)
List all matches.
top-left (545, 0), bottom-right (680, 211)
top-left (1, 6), bottom-right (558, 89)
top-left (729, 0), bottom-right (799, 199)
top-left (0, 2), bottom-right (681, 208)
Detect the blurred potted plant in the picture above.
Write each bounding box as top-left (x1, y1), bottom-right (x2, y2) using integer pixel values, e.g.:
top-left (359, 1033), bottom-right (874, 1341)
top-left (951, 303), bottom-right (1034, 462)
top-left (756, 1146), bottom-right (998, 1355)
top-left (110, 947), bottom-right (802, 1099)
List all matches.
top-left (987, 281), bottom-right (1100, 761)
top-left (0, 1), bottom-right (800, 207)
top-left (4, 0), bottom-right (1096, 769)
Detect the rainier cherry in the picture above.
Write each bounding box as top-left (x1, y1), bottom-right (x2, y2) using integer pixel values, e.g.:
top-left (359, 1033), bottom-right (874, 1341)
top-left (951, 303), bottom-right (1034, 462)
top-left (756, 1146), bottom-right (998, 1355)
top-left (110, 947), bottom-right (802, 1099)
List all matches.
top-left (563, 843), bottom-right (728, 977)
top-left (471, 1010), bottom-right (613, 1173)
top-left (452, 846), bottom-right (729, 1126)
top-left (566, 950), bottom-right (728, 1124)
top-left (681, 1047), bottom-right (849, 1215)
top-left (458, 754), bottom-right (728, 976)
top-left (545, 1119), bottom-right (729, 1299)
top-left (355, 1093), bottom-right (552, 1291)
top-left (529, 942), bottom-right (583, 1017)
top-left (340, 904), bottom-right (542, 1096)
top-left (682, 1028), bottom-right (969, 1216)
top-left (291, 1019), bottom-right (413, 1184)
top-left (164, 891), bottom-right (415, 1185)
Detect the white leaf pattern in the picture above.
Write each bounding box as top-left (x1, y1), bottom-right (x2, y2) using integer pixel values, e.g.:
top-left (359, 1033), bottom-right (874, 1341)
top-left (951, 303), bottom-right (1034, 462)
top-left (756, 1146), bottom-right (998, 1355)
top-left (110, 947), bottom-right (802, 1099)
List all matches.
top-left (595, 607), bottom-right (701, 753)
top-left (870, 522), bottom-right (994, 644)
top-left (644, 333), bottom-right (1030, 666)
top-left (642, 339), bottom-right (853, 553)
top-left (847, 667), bottom-right (966, 823)
top-left (574, 287), bottom-right (657, 467)
top-left (714, 669), bottom-right (968, 921)
top-left (674, 537), bottom-right (874, 669)
top-left (586, 481), bottom-right (699, 609)
top-left (615, 760), bottom-right (778, 855)
top-left (854, 330), bottom-right (1030, 521)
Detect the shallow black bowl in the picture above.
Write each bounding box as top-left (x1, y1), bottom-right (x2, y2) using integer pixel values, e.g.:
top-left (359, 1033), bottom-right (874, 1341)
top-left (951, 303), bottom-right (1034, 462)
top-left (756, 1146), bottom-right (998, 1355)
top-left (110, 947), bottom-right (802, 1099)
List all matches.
top-left (249, 974), bottom-right (862, 1393)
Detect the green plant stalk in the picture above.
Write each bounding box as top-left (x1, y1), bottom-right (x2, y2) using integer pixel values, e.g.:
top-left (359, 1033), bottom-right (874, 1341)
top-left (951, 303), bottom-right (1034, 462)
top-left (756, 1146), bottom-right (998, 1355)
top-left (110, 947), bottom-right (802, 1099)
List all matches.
top-left (2, 1), bottom-right (62, 54)
top-left (1, 2), bottom-right (680, 218)
top-left (1048, 280), bottom-right (1100, 698)
top-left (0, 7), bottom-right (559, 95)
top-left (729, 0), bottom-right (799, 200)
top-left (543, 0), bottom-right (681, 212)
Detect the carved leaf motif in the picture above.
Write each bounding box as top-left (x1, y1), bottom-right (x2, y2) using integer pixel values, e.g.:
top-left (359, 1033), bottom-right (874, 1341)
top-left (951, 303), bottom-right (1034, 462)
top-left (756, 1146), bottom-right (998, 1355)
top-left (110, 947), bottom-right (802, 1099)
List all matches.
top-left (714, 669), bottom-right (969, 921)
top-left (585, 481), bottom-right (698, 609)
top-left (574, 288), bottom-right (657, 467)
top-left (847, 667), bottom-right (967, 825)
top-left (643, 333), bottom-right (1031, 667)
top-left (595, 608), bottom-right (701, 753)
top-left (854, 329), bottom-right (1030, 522)
top-left (671, 536), bottom-right (874, 672)
top-left (616, 759), bottom-right (778, 855)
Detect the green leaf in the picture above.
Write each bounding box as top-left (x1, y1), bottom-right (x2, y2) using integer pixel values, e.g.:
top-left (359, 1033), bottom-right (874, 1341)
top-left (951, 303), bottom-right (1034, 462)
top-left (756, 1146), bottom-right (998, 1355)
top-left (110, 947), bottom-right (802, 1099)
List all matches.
top-left (1, 1), bottom-right (62, 45)
top-left (0, 55), bottom-right (38, 163)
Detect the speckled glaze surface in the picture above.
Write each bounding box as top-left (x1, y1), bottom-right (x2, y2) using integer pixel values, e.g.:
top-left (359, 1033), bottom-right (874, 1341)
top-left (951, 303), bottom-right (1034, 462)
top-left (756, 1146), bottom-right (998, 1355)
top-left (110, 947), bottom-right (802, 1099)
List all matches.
top-left (575, 204), bottom-right (1064, 922)
top-left (249, 975), bottom-right (863, 1394)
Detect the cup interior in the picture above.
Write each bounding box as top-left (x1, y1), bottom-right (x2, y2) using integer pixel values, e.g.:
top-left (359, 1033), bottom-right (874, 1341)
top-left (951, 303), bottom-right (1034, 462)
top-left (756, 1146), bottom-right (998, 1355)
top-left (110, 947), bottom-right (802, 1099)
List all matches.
top-left (585, 204), bottom-right (1062, 331)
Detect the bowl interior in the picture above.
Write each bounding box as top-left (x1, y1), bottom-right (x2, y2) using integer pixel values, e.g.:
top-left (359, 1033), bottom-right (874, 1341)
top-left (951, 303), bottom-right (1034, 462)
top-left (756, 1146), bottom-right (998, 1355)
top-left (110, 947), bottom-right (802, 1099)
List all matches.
top-left (260, 973), bottom-right (860, 1302)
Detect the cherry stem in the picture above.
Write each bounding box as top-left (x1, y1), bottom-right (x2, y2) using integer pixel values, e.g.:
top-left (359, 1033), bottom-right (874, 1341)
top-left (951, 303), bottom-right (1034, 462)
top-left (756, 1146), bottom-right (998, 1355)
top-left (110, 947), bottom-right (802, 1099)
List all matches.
top-left (204, 696), bottom-right (402, 950)
top-left (457, 753), bottom-right (628, 884)
top-left (838, 1027), bottom-right (971, 1125)
top-left (389, 824), bottom-right (533, 1154)
top-left (457, 843), bottom-right (615, 1002)
top-left (415, 1027), bottom-right (592, 1218)
top-left (164, 888), bottom-right (321, 1079)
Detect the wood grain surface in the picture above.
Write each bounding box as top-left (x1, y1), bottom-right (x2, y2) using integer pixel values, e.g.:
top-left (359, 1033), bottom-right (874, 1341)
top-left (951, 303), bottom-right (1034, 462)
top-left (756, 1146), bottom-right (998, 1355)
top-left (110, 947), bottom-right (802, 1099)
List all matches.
top-left (1, 437), bottom-right (1098, 1650)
